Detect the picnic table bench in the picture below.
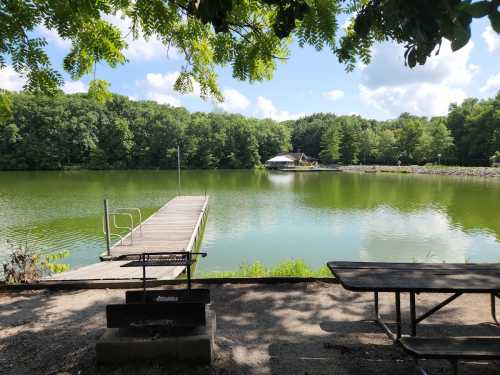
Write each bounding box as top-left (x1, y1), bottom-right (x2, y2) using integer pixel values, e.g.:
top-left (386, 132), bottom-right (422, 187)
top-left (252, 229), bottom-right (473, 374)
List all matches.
top-left (327, 261), bottom-right (500, 375)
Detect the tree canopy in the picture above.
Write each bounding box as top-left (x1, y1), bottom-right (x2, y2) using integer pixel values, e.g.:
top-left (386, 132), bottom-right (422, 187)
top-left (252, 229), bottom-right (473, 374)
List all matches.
top-left (2, 0), bottom-right (499, 98)
top-left (0, 90), bottom-right (498, 170)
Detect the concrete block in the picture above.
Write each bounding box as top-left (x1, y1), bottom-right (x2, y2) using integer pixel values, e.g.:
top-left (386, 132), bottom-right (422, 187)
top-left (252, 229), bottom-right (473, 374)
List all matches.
top-left (96, 309), bottom-right (215, 364)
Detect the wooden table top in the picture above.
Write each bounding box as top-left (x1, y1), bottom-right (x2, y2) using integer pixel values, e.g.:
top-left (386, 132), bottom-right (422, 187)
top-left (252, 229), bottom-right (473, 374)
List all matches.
top-left (327, 261), bottom-right (500, 293)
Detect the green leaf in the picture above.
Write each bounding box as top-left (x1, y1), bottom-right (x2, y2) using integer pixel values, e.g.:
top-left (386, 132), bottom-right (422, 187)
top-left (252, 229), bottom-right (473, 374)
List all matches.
top-left (451, 23), bottom-right (471, 51)
top-left (489, 10), bottom-right (500, 32)
top-left (440, 18), bottom-right (456, 40)
top-left (0, 90), bottom-right (13, 123)
top-left (407, 49), bottom-right (417, 68)
top-left (463, 1), bottom-right (491, 17)
top-left (88, 79), bottom-right (112, 104)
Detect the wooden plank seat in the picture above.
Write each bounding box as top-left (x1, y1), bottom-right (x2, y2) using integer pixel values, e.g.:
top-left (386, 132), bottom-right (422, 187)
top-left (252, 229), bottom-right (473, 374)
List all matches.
top-left (125, 289), bottom-right (211, 304)
top-left (399, 336), bottom-right (500, 374)
top-left (400, 336), bottom-right (500, 360)
top-left (106, 302), bottom-right (206, 328)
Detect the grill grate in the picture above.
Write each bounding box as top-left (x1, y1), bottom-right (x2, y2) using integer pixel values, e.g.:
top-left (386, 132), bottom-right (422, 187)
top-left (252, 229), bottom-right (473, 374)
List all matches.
top-left (121, 255), bottom-right (192, 267)
top-left (119, 251), bottom-right (207, 292)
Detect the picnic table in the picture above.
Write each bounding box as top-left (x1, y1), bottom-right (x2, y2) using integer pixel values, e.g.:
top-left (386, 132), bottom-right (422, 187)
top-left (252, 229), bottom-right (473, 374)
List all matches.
top-left (327, 261), bottom-right (500, 374)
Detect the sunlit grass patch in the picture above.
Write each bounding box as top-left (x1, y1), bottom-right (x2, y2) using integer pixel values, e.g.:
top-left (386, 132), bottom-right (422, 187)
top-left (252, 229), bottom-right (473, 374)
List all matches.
top-left (199, 259), bottom-right (332, 278)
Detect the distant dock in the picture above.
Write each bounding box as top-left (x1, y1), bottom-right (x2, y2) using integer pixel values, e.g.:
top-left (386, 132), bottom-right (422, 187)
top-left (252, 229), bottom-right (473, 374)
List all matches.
top-left (279, 167), bottom-right (341, 172)
top-left (46, 195), bottom-right (209, 283)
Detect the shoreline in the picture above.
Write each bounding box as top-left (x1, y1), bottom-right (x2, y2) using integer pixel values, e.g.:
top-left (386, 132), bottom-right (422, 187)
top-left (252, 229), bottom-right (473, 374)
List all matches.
top-left (339, 165), bottom-right (500, 178)
top-left (1, 165), bottom-right (499, 177)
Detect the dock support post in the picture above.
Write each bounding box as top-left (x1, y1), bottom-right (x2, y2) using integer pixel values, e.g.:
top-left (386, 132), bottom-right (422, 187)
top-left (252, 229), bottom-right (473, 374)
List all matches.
top-left (104, 199), bottom-right (111, 256)
top-left (177, 145), bottom-right (181, 196)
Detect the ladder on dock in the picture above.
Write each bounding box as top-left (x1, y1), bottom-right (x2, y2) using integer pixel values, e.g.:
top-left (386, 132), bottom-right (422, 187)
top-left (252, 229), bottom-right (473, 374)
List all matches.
top-left (46, 195), bottom-right (209, 282)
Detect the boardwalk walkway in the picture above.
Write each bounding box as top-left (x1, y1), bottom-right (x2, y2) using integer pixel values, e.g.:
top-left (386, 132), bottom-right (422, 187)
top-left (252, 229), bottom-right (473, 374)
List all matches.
top-left (46, 195), bottom-right (208, 282)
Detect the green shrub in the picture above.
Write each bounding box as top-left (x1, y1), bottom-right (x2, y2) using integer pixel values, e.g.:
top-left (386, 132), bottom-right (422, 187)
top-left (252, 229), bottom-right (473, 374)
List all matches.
top-left (200, 259), bottom-right (332, 278)
top-left (2, 240), bottom-right (70, 283)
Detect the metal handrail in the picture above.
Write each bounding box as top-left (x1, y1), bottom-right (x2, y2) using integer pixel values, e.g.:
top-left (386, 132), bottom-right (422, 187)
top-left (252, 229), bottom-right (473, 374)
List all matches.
top-left (102, 216), bottom-right (124, 245)
top-left (102, 202), bottom-right (144, 254)
top-left (113, 208), bottom-right (143, 233)
top-left (110, 212), bottom-right (134, 244)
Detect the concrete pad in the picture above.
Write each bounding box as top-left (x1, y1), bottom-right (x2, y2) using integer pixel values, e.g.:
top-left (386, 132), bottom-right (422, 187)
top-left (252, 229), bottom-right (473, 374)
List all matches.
top-left (96, 309), bottom-right (215, 364)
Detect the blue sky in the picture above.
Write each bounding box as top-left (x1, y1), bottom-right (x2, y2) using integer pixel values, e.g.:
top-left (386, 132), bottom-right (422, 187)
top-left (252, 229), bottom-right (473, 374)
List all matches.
top-left (1, 15), bottom-right (500, 121)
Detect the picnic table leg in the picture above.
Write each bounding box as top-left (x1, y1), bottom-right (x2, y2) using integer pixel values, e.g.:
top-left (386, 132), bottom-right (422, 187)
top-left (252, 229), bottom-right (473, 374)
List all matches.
top-left (395, 292), bottom-right (401, 339)
top-left (414, 359), bottom-right (428, 375)
top-left (142, 254), bottom-right (147, 303)
top-left (450, 360), bottom-right (458, 375)
top-left (187, 252), bottom-right (192, 293)
top-left (491, 293), bottom-right (499, 325)
top-left (374, 291), bottom-right (398, 341)
top-left (410, 292), bottom-right (417, 336)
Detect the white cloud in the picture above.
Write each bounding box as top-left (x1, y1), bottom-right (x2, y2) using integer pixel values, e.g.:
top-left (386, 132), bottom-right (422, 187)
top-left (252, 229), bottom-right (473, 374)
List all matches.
top-left (103, 12), bottom-right (178, 61)
top-left (359, 40), bottom-right (475, 117)
top-left (362, 40), bottom-right (476, 89)
top-left (147, 92), bottom-right (181, 107)
top-left (140, 72), bottom-right (179, 91)
top-left (37, 25), bottom-right (71, 49)
top-left (255, 96), bottom-right (305, 121)
top-left (214, 88), bottom-right (250, 112)
top-left (482, 26), bottom-right (500, 53)
top-left (360, 83), bottom-right (466, 117)
top-left (341, 18), bottom-right (353, 31)
top-left (323, 89), bottom-right (344, 101)
top-left (0, 66), bottom-right (25, 91)
top-left (138, 71), bottom-right (200, 95)
top-left (62, 80), bottom-right (87, 94)
top-left (137, 71), bottom-right (203, 106)
top-left (481, 73), bottom-right (500, 93)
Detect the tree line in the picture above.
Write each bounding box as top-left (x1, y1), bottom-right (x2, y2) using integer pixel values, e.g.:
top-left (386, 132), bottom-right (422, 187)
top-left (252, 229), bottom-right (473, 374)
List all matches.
top-left (0, 92), bottom-right (290, 170)
top-left (290, 93), bottom-right (500, 166)
top-left (0, 91), bottom-right (498, 170)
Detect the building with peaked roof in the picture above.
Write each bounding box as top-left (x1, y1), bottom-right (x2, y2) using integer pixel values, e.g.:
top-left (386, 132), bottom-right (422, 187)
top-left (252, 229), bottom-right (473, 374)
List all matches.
top-left (264, 152), bottom-right (316, 169)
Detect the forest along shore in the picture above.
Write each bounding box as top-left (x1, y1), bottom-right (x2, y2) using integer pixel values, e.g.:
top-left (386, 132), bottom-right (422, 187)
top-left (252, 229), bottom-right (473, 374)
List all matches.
top-left (1, 92), bottom-right (499, 171)
top-left (340, 165), bottom-right (500, 178)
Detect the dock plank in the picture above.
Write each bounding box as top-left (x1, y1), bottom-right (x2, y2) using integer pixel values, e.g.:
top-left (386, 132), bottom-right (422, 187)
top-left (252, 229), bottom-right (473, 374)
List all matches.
top-left (46, 195), bottom-right (208, 282)
top-left (44, 261), bottom-right (185, 281)
top-left (107, 195), bottom-right (208, 258)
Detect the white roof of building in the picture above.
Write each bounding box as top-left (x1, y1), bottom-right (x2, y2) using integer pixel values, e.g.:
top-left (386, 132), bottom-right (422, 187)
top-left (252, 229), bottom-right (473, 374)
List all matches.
top-left (266, 155), bottom-right (295, 163)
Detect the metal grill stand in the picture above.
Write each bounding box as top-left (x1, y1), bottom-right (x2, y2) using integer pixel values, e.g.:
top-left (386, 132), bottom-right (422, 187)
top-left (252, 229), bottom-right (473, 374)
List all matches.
top-left (96, 252), bottom-right (215, 364)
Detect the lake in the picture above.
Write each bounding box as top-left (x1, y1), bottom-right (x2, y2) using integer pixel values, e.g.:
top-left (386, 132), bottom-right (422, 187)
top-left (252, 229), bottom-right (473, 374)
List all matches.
top-left (1, 170), bottom-right (500, 275)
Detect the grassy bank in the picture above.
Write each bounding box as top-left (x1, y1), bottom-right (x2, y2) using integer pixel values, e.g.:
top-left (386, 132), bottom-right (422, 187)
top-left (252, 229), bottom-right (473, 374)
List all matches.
top-left (199, 260), bottom-right (332, 278)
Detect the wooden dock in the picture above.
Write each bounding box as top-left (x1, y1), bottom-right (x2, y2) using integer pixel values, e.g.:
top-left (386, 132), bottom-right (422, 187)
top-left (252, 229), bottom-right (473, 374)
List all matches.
top-left (46, 195), bottom-right (209, 282)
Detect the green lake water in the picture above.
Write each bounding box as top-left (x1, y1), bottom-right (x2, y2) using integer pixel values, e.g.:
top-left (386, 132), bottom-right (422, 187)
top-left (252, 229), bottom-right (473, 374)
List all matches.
top-left (1, 170), bottom-right (500, 274)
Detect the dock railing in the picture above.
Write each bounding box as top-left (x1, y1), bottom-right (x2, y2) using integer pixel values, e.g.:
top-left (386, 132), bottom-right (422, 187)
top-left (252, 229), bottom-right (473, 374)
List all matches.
top-left (103, 200), bottom-right (143, 256)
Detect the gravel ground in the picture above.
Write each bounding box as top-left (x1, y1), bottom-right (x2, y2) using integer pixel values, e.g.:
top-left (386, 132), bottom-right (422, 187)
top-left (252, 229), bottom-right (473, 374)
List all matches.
top-left (1, 282), bottom-right (500, 375)
top-left (339, 165), bottom-right (500, 177)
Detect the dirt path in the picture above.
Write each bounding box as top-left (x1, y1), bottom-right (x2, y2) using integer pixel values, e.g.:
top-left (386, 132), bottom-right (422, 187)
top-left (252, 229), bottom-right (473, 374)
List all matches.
top-left (1, 282), bottom-right (499, 374)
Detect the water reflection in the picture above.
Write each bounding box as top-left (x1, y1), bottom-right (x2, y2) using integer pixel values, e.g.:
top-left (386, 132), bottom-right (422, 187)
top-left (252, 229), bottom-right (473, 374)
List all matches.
top-left (267, 172), bottom-right (295, 186)
top-left (357, 207), bottom-right (496, 263)
top-left (0, 170), bottom-right (499, 272)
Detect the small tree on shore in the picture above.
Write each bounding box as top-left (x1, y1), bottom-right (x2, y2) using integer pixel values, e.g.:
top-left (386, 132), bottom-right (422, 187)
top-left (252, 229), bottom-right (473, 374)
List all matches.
top-left (2, 240), bottom-right (70, 284)
top-left (491, 151), bottom-right (500, 166)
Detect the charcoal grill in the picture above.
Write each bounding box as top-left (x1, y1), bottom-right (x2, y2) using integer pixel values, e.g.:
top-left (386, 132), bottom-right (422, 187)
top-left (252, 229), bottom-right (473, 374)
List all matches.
top-left (106, 251), bottom-right (210, 330)
top-left (120, 251), bottom-right (207, 294)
